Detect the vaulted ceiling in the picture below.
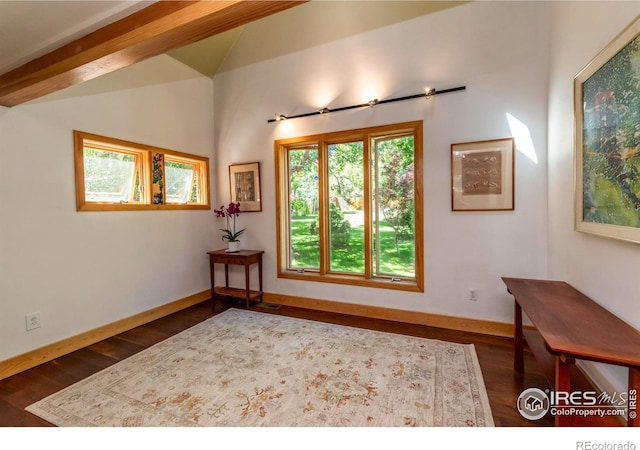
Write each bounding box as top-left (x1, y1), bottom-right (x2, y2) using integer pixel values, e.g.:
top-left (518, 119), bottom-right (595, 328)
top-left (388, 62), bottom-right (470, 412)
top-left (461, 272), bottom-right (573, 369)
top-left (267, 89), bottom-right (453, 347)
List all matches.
top-left (0, 1), bottom-right (465, 107)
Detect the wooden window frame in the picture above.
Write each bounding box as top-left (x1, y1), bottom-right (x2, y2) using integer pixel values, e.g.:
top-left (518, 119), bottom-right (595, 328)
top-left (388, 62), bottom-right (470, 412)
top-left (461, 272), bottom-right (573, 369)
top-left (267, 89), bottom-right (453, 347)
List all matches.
top-left (275, 121), bottom-right (424, 292)
top-left (74, 130), bottom-right (210, 211)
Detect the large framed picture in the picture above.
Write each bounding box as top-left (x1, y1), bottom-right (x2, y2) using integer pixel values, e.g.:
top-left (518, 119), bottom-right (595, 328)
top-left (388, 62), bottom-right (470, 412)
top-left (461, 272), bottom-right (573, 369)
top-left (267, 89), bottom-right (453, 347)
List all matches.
top-left (574, 16), bottom-right (640, 243)
top-left (451, 137), bottom-right (515, 211)
top-left (229, 162), bottom-right (261, 212)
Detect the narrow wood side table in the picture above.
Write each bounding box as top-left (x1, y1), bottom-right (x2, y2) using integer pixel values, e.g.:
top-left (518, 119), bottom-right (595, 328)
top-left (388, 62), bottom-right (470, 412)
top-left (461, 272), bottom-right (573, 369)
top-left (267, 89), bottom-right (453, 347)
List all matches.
top-left (207, 249), bottom-right (264, 309)
top-left (502, 277), bottom-right (640, 427)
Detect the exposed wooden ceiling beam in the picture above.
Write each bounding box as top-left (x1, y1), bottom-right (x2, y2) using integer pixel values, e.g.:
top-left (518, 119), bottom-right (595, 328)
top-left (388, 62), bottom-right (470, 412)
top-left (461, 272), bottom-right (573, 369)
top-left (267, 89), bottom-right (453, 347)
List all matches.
top-left (0, 1), bottom-right (307, 107)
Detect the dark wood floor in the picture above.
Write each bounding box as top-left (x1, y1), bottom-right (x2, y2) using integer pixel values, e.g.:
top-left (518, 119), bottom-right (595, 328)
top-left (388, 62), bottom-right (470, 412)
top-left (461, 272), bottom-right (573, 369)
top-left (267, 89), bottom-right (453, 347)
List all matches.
top-left (0, 299), bottom-right (554, 427)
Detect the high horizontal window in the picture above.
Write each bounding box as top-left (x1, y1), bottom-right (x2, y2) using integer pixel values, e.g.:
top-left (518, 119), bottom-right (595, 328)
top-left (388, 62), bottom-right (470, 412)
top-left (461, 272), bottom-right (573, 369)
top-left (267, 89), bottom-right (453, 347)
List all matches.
top-left (275, 121), bottom-right (423, 292)
top-left (74, 131), bottom-right (210, 211)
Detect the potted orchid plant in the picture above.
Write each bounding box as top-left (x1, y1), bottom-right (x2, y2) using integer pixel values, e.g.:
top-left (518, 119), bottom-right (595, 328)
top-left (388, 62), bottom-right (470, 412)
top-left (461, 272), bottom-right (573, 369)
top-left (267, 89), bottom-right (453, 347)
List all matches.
top-left (214, 202), bottom-right (245, 252)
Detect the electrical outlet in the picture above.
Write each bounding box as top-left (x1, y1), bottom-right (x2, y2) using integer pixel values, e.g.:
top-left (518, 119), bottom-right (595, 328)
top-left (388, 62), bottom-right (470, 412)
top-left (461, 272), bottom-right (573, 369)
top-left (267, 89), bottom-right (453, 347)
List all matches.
top-left (469, 289), bottom-right (478, 301)
top-left (26, 312), bottom-right (41, 331)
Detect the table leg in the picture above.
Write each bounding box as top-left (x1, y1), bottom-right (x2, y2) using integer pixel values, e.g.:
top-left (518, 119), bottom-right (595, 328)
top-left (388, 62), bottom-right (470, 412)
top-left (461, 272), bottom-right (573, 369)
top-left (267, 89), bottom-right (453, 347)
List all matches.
top-left (258, 255), bottom-right (263, 303)
top-left (555, 355), bottom-right (571, 426)
top-left (629, 367), bottom-right (639, 427)
top-left (514, 301), bottom-right (524, 373)
top-left (209, 256), bottom-right (216, 312)
top-left (244, 263), bottom-right (250, 309)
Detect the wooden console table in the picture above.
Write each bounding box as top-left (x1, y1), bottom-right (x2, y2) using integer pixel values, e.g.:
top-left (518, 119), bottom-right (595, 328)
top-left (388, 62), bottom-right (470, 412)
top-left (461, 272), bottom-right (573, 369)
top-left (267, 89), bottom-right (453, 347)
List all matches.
top-left (502, 277), bottom-right (640, 427)
top-left (208, 249), bottom-right (264, 309)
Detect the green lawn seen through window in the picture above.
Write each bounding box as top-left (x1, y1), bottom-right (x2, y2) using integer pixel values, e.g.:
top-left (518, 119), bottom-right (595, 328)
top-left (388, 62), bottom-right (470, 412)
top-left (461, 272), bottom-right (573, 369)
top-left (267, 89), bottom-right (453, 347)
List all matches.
top-left (290, 211), bottom-right (415, 277)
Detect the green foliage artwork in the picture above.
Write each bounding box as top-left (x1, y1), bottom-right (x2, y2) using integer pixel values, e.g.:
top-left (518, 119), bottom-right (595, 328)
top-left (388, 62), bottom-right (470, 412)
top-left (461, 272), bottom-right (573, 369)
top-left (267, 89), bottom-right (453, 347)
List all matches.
top-left (581, 31), bottom-right (640, 228)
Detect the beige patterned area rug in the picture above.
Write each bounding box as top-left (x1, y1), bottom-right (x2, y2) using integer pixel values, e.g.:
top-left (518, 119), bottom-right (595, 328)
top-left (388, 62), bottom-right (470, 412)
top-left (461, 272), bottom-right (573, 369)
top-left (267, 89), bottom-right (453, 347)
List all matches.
top-left (26, 309), bottom-right (494, 427)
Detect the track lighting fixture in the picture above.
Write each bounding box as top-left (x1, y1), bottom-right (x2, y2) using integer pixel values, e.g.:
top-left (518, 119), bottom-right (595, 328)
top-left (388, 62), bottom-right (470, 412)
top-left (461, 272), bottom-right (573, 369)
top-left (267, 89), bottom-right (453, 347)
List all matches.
top-left (268, 85), bottom-right (465, 123)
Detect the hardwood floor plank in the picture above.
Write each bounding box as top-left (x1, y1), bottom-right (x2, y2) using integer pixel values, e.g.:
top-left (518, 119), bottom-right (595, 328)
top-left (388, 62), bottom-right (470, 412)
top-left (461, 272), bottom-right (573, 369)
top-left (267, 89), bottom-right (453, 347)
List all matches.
top-left (0, 398), bottom-right (48, 426)
top-left (115, 326), bottom-right (174, 348)
top-left (0, 300), bottom-right (555, 427)
top-left (86, 336), bottom-right (146, 361)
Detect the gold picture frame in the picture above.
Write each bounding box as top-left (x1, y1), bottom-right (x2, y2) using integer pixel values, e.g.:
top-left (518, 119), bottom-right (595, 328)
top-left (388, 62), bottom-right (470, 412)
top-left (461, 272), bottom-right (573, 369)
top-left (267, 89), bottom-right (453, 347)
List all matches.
top-left (229, 162), bottom-right (261, 212)
top-left (451, 138), bottom-right (515, 211)
top-left (574, 16), bottom-right (640, 243)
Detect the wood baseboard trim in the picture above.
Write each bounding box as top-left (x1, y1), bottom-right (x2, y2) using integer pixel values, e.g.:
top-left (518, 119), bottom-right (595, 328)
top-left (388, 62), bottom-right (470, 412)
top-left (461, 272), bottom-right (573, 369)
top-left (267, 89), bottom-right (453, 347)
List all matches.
top-left (1, 289), bottom-right (518, 380)
top-left (263, 292), bottom-right (515, 338)
top-left (0, 289), bottom-right (211, 381)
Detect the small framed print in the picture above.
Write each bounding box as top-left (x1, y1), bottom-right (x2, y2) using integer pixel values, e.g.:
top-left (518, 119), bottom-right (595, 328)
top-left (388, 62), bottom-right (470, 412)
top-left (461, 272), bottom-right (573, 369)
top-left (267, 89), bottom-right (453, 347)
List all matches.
top-left (451, 137), bottom-right (515, 211)
top-left (229, 162), bottom-right (261, 212)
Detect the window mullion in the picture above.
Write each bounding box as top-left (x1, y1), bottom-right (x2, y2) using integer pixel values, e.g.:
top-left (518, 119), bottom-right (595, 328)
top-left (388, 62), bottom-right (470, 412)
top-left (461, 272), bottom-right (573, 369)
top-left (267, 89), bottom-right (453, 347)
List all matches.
top-left (363, 136), bottom-right (372, 280)
top-left (373, 138), bottom-right (381, 278)
top-left (141, 151), bottom-right (151, 204)
top-left (318, 141), bottom-right (329, 275)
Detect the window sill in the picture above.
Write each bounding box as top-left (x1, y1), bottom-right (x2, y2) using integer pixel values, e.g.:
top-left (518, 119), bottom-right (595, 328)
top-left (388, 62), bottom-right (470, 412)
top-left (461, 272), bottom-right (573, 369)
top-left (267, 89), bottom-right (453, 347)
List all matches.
top-left (278, 270), bottom-right (423, 293)
top-left (77, 203), bottom-right (210, 212)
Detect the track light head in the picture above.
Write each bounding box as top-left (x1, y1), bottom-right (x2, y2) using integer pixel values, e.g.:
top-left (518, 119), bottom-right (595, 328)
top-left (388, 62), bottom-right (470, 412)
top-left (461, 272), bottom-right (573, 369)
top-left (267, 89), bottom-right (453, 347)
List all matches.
top-left (424, 88), bottom-right (436, 99)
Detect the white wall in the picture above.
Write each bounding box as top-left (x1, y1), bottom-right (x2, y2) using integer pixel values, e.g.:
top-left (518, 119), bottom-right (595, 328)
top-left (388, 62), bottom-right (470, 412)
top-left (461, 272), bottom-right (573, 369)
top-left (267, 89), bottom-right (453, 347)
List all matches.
top-left (548, 2), bottom-right (640, 393)
top-left (213, 2), bottom-right (549, 324)
top-left (0, 55), bottom-right (215, 361)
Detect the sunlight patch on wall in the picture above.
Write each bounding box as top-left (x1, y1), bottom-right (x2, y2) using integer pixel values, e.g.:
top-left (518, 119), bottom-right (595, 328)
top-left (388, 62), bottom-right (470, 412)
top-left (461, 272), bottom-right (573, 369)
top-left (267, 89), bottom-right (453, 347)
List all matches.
top-left (354, 53), bottom-right (389, 105)
top-left (276, 118), bottom-right (294, 134)
top-left (309, 80), bottom-right (339, 110)
top-left (359, 81), bottom-right (383, 106)
top-left (507, 113), bottom-right (538, 164)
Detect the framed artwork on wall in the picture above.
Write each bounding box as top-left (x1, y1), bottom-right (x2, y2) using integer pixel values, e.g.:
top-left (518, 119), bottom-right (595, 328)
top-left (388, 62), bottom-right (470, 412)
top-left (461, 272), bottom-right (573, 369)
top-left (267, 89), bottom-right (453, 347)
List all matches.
top-left (451, 137), bottom-right (515, 211)
top-left (574, 16), bottom-right (640, 243)
top-left (229, 162), bottom-right (261, 212)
